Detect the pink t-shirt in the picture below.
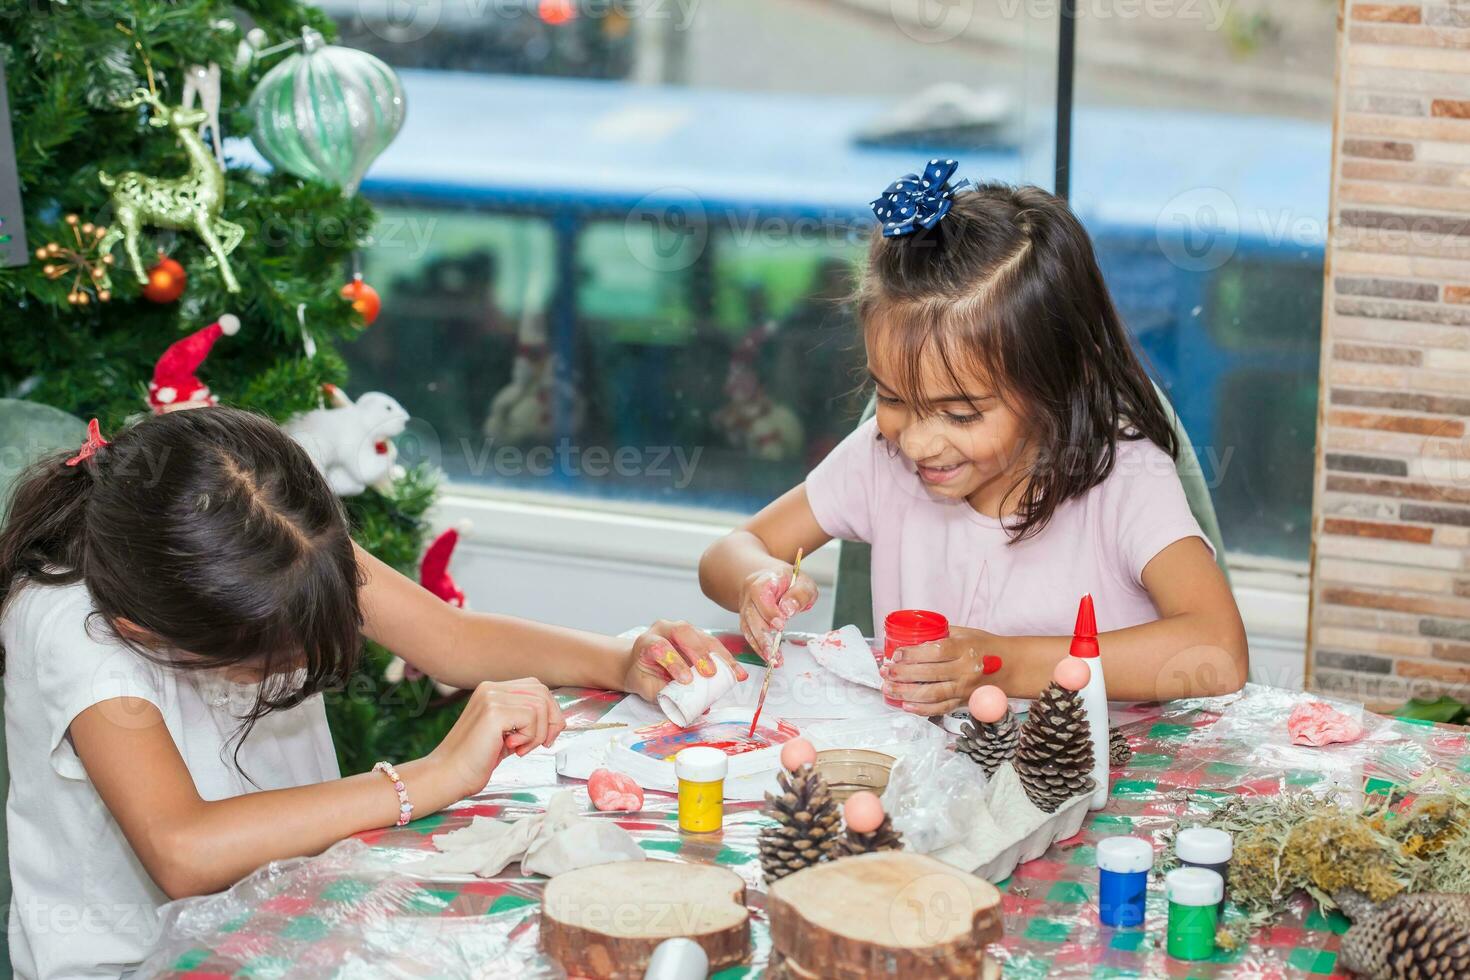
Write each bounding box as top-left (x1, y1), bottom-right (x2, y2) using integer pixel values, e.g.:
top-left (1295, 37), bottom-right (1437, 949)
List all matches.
top-left (806, 418), bottom-right (1211, 638)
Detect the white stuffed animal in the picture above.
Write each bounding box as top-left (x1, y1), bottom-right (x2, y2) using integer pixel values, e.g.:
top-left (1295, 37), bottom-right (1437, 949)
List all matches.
top-left (286, 386), bottom-right (409, 496)
top-left (483, 313), bottom-right (584, 445)
top-left (320, 383), bottom-right (405, 494)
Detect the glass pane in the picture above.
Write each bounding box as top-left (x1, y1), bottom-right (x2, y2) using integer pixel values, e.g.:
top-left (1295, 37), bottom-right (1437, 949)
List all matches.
top-left (1071, 1), bottom-right (1334, 562)
top-left (345, 207), bottom-right (556, 484)
top-left (325, 0), bottom-right (1058, 510)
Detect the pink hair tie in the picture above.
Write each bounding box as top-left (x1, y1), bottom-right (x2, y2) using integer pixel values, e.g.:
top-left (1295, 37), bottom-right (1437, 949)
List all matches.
top-left (65, 419), bottom-right (109, 467)
top-left (372, 761), bottom-right (414, 827)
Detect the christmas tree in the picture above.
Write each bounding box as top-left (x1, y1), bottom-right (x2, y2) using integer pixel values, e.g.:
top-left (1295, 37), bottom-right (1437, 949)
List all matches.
top-left (0, 2), bottom-right (458, 774)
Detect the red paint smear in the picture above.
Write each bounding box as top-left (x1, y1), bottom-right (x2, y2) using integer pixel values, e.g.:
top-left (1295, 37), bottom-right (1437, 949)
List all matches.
top-left (681, 736), bottom-right (771, 757)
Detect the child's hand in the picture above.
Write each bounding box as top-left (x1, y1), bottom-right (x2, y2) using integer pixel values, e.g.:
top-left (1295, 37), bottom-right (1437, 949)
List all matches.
top-left (881, 627), bottom-right (1005, 717)
top-left (738, 567), bottom-right (819, 665)
top-left (625, 620), bottom-right (748, 701)
top-left (430, 679), bottom-right (565, 797)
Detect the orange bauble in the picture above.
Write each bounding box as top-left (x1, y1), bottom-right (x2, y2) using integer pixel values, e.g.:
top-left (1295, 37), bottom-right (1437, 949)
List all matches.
top-left (340, 275), bottom-right (381, 326)
top-left (142, 254), bottom-right (187, 304)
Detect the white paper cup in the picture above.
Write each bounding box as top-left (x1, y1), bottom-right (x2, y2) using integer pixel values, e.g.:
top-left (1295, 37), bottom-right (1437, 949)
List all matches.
top-left (656, 657), bottom-right (738, 727)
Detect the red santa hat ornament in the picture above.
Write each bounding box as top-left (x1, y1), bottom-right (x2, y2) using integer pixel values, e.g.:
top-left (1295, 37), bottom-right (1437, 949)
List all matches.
top-left (419, 525), bottom-right (466, 608)
top-left (147, 314), bottom-right (240, 413)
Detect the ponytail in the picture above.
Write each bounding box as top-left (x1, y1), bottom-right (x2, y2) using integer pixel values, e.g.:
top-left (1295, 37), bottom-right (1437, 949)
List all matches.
top-left (0, 447), bottom-right (99, 670)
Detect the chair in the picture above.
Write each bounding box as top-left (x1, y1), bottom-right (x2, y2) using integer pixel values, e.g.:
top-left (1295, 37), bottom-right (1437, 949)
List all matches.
top-left (0, 399), bottom-right (88, 979)
top-left (829, 383), bottom-right (1230, 636)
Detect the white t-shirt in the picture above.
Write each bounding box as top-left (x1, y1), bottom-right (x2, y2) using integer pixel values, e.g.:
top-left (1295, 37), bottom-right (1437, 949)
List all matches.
top-left (1, 580), bottom-right (340, 979)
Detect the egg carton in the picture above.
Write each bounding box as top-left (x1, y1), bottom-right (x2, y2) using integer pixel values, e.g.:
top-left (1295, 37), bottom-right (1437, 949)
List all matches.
top-left (932, 761), bottom-right (1093, 883)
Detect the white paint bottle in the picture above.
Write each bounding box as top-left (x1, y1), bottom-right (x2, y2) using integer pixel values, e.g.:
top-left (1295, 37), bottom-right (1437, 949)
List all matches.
top-left (1070, 593), bottom-right (1110, 810)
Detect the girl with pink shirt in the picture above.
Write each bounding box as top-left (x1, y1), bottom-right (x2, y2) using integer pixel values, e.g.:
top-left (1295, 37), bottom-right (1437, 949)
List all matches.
top-left (700, 162), bottom-right (1248, 709)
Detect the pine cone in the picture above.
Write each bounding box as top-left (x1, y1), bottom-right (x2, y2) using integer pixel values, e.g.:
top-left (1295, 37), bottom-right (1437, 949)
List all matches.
top-left (1339, 893), bottom-right (1470, 979)
top-left (840, 813), bottom-right (905, 857)
top-left (1334, 888), bottom-right (1383, 924)
top-left (955, 710), bottom-right (1018, 778)
top-left (1013, 681), bottom-right (1096, 813)
top-left (1109, 726), bottom-right (1132, 767)
top-left (758, 764), bottom-right (844, 882)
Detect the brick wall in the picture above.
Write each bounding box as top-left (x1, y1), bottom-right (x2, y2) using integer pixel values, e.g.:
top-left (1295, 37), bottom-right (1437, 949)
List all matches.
top-left (1308, 1), bottom-right (1470, 711)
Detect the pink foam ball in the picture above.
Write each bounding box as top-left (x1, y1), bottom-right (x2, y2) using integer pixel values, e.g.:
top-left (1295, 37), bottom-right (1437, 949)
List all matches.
top-left (1054, 658), bottom-right (1091, 691)
top-left (844, 791), bottom-right (885, 834)
top-left (968, 685), bottom-right (1008, 723)
top-left (780, 737), bottom-right (817, 772)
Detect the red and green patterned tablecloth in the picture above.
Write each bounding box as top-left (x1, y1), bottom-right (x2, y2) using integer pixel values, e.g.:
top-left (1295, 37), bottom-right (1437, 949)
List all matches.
top-left (144, 637), bottom-right (1470, 979)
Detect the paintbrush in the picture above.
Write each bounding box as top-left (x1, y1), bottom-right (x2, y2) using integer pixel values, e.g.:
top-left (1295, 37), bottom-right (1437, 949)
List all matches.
top-left (748, 548), bottom-right (803, 738)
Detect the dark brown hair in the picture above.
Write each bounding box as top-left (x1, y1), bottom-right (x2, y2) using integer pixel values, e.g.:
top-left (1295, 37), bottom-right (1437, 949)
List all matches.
top-left (0, 407), bottom-right (362, 751)
top-left (858, 181), bottom-right (1178, 540)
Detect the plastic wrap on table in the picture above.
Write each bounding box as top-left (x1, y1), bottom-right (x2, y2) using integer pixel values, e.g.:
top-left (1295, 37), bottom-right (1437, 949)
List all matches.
top-left (142, 645), bottom-right (1470, 979)
top-left (136, 840), bottom-right (561, 979)
top-left (1192, 684), bottom-right (1437, 790)
top-left (884, 743), bottom-right (988, 854)
top-left (805, 711), bottom-right (945, 763)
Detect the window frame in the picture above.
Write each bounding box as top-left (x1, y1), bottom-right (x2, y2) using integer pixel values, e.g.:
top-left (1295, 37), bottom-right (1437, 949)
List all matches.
top-left (358, 22), bottom-right (1318, 661)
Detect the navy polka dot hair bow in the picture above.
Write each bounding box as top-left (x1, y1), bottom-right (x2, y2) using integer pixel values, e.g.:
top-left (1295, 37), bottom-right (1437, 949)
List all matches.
top-left (870, 158), bottom-right (972, 237)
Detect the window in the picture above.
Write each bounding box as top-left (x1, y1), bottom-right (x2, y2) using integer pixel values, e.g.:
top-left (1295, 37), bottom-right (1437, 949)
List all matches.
top-left (1071, 0), bottom-right (1335, 561)
top-left (332, 0), bottom-right (1059, 511)
top-left (344, 207), bottom-right (555, 485)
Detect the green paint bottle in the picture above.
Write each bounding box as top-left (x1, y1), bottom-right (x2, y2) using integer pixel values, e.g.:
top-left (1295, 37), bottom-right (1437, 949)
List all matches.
top-left (1165, 867), bottom-right (1223, 960)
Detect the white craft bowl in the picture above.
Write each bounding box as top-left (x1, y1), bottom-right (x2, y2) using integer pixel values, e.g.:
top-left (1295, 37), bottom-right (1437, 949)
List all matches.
top-left (814, 749), bottom-right (895, 803)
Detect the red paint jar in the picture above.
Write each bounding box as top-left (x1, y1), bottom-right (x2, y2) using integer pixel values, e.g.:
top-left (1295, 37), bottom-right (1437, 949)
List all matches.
top-left (883, 609), bottom-right (949, 707)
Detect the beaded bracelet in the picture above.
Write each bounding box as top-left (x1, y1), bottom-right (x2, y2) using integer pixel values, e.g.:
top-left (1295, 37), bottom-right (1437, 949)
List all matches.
top-left (372, 761), bottom-right (414, 827)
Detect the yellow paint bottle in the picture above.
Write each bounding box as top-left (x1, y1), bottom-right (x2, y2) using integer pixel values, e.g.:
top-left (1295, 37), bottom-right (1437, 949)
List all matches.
top-left (675, 746), bottom-right (728, 834)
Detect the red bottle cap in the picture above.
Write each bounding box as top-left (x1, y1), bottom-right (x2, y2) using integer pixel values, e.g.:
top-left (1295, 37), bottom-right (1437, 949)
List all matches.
top-left (884, 609), bottom-right (949, 649)
top-left (1069, 593), bottom-right (1099, 659)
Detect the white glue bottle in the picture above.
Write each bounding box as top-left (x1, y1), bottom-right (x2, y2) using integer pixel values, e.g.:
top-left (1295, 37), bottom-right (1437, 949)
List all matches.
top-left (1069, 593), bottom-right (1110, 810)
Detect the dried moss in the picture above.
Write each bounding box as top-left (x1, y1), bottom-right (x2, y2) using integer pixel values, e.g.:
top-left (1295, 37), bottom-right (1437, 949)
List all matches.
top-left (1228, 836), bottom-right (1289, 910)
top-left (1281, 813), bottom-right (1410, 904)
top-left (1431, 827), bottom-right (1470, 894)
top-left (1159, 778), bottom-right (1470, 950)
top-left (1384, 795), bottom-right (1470, 861)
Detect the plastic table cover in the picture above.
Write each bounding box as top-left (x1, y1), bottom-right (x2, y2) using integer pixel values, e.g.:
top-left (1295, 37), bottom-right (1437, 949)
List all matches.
top-left (141, 637), bottom-right (1470, 979)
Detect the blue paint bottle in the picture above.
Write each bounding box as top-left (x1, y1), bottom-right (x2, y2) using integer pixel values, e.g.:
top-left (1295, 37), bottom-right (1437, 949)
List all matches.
top-left (1096, 835), bottom-right (1153, 927)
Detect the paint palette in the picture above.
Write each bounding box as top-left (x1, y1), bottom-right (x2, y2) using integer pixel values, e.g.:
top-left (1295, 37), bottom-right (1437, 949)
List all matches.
top-left (608, 708), bottom-right (800, 793)
top-left (625, 717), bottom-right (799, 761)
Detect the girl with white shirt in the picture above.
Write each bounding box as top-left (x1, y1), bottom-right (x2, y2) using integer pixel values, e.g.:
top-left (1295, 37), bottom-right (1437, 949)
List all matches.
top-left (0, 407), bottom-right (737, 978)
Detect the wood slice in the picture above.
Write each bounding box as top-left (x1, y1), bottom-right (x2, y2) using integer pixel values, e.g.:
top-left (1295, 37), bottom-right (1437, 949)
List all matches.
top-left (773, 949), bottom-right (1002, 979)
top-left (540, 862), bottom-right (750, 979)
top-left (767, 852), bottom-right (1003, 979)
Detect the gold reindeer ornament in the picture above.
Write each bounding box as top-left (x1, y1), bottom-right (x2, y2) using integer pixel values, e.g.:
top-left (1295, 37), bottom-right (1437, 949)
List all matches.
top-left (97, 89), bottom-right (243, 294)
